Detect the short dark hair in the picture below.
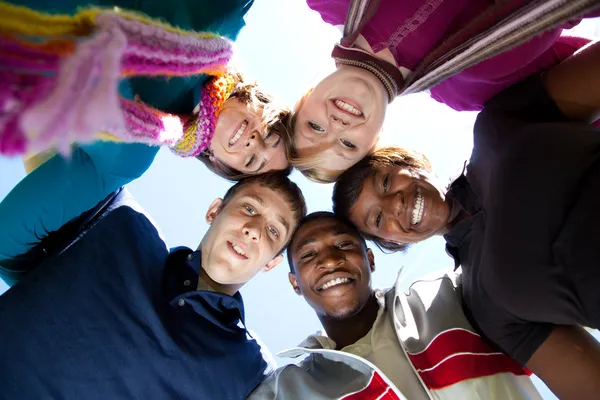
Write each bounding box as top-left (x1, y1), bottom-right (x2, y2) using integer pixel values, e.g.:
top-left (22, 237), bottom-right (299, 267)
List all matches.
top-left (332, 146), bottom-right (432, 253)
top-left (196, 81), bottom-right (293, 181)
top-left (286, 211), bottom-right (368, 273)
top-left (222, 172), bottom-right (307, 253)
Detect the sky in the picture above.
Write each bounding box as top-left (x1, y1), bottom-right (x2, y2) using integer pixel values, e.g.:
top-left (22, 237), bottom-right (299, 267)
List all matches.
top-left (1, 2), bottom-right (600, 399)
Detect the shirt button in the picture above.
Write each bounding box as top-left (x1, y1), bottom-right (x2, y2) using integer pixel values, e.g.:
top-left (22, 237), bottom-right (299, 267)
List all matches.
top-left (376, 291), bottom-right (383, 298)
top-left (187, 254), bottom-right (193, 261)
top-left (183, 280), bottom-right (191, 287)
top-left (178, 299), bottom-right (185, 307)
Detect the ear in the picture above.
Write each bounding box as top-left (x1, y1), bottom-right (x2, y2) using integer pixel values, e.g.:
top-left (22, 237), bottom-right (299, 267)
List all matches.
top-left (264, 254), bottom-right (283, 272)
top-left (205, 198), bottom-right (224, 225)
top-left (367, 248), bottom-right (376, 273)
top-left (288, 272), bottom-right (302, 296)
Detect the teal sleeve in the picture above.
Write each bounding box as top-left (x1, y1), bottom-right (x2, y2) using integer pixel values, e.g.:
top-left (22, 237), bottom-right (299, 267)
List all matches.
top-left (0, 142), bottom-right (159, 261)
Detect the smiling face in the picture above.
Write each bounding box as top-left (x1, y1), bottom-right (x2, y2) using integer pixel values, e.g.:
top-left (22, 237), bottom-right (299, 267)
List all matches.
top-left (201, 183), bottom-right (296, 287)
top-left (209, 98), bottom-right (289, 174)
top-left (350, 164), bottom-right (450, 244)
top-left (293, 65), bottom-right (388, 172)
top-left (288, 217), bottom-right (375, 319)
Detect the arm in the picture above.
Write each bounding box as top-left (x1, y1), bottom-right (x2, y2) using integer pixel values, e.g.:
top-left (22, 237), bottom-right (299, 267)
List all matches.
top-left (0, 141), bottom-right (158, 262)
top-left (527, 325), bottom-right (600, 399)
top-left (545, 40), bottom-right (600, 123)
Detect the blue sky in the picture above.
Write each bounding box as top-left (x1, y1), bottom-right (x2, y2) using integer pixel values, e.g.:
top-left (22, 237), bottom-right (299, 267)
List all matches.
top-left (1, 2), bottom-right (600, 398)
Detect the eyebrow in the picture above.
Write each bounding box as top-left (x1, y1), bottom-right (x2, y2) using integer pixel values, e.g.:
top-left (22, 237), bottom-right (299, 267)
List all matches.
top-left (294, 231), bottom-right (352, 251)
top-left (334, 149), bottom-right (352, 161)
top-left (247, 195), bottom-right (265, 207)
top-left (277, 214), bottom-right (291, 237)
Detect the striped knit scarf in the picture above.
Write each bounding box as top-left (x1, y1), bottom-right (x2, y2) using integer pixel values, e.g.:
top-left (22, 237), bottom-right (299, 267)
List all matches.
top-left (0, 2), bottom-right (234, 157)
top-left (338, 0), bottom-right (600, 97)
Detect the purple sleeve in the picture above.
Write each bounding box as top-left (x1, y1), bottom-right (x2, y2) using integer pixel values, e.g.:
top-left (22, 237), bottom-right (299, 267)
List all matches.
top-left (305, 0), bottom-right (348, 26)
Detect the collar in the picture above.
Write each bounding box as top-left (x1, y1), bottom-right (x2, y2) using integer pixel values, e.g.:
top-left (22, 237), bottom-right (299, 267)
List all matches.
top-left (331, 44), bottom-right (404, 101)
top-left (163, 247), bottom-right (246, 327)
top-left (443, 168), bottom-right (482, 271)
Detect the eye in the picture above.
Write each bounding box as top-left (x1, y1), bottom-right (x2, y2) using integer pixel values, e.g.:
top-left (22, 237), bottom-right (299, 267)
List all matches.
top-left (245, 155), bottom-right (256, 168)
top-left (300, 251), bottom-right (316, 261)
top-left (308, 122), bottom-right (325, 132)
top-left (267, 226), bottom-right (280, 239)
top-left (375, 212), bottom-right (382, 229)
top-left (340, 139), bottom-right (356, 149)
top-left (245, 205), bottom-right (256, 215)
top-left (337, 241), bottom-right (354, 249)
top-left (382, 174), bottom-right (389, 192)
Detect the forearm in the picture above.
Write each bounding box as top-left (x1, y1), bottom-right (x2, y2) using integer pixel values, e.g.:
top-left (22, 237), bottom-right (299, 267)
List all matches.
top-left (528, 325), bottom-right (600, 400)
top-left (0, 142), bottom-right (158, 261)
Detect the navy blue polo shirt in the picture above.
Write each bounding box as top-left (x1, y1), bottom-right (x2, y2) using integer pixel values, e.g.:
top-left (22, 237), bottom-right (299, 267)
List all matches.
top-left (0, 200), bottom-right (267, 399)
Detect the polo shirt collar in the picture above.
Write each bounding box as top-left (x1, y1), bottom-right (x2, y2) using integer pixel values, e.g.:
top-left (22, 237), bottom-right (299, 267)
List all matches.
top-left (163, 247), bottom-right (246, 329)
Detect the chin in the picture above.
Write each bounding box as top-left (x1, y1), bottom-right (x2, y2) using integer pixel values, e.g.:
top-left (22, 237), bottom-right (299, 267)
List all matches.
top-left (325, 303), bottom-right (360, 320)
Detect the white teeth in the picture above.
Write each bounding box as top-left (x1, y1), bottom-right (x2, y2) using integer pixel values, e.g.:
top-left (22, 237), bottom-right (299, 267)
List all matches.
top-left (229, 121), bottom-right (247, 145)
top-left (232, 243), bottom-right (246, 256)
top-left (319, 277), bottom-right (351, 291)
top-left (334, 100), bottom-right (362, 116)
top-left (412, 187), bottom-right (424, 226)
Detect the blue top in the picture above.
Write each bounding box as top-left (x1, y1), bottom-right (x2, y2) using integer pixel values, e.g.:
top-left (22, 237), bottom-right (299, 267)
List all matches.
top-left (0, 0), bottom-right (253, 280)
top-left (0, 190), bottom-right (268, 399)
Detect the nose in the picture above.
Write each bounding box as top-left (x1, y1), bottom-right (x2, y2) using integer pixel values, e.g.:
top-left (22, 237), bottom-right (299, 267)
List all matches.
top-left (244, 130), bottom-right (265, 151)
top-left (383, 191), bottom-right (403, 218)
top-left (243, 222), bottom-right (261, 242)
top-left (318, 248), bottom-right (345, 269)
top-left (329, 115), bottom-right (349, 131)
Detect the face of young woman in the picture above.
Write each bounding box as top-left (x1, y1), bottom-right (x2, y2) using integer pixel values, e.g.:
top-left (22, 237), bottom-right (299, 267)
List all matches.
top-left (350, 164), bottom-right (450, 244)
top-left (210, 98), bottom-right (289, 174)
top-left (293, 65), bottom-right (388, 172)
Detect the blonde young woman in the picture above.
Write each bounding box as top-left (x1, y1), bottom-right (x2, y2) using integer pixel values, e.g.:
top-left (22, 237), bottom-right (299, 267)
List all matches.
top-left (288, 0), bottom-right (600, 183)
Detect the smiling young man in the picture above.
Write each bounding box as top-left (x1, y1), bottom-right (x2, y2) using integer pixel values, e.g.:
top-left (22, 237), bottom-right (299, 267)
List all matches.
top-left (0, 172), bottom-right (306, 399)
top-left (249, 212), bottom-right (541, 400)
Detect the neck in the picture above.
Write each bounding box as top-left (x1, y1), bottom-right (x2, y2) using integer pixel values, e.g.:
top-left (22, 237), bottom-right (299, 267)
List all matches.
top-left (319, 292), bottom-right (379, 350)
top-left (197, 243), bottom-right (242, 296)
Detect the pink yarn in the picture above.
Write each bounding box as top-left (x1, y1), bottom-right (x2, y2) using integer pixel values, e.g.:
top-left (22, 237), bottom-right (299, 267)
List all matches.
top-left (0, 10), bottom-right (233, 155)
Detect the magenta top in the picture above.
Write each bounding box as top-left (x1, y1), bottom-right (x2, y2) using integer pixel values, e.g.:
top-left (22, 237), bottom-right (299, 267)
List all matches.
top-left (307, 0), bottom-right (596, 111)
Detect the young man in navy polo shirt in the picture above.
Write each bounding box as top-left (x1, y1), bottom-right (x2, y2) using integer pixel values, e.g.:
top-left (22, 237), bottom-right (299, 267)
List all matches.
top-left (0, 172), bottom-right (306, 399)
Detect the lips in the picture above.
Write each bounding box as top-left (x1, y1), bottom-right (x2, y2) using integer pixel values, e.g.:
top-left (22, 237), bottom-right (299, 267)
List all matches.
top-left (332, 98), bottom-right (364, 119)
top-left (227, 240), bottom-right (248, 260)
top-left (411, 186), bottom-right (424, 226)
top-left (228, 120), bottom-right (248, 147)
top-left (315, 271), bottom-right (356, 292)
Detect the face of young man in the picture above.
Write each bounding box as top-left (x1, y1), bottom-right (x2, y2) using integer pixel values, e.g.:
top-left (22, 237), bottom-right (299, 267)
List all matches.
top-left (201, 183), bottom-right (296, 288)
top-left (288, 217), bottom-right (375, 319)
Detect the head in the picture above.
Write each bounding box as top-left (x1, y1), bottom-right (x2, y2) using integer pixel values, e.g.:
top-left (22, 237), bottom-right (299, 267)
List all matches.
top-left (200, 172), bottom-right (307, 293)
top-left (195, 74), bottom-right (292, 180)
top-left (289, 65), bottom-right (389, 183)
top-left (333, 146), bottom-right (449, 252)
top-left (287, 212), bottom-right (375, 319)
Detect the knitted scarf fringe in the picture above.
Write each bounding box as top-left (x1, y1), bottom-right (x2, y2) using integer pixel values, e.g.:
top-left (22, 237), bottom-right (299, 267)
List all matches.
top-left (0, 2), bottom-right (233, 156)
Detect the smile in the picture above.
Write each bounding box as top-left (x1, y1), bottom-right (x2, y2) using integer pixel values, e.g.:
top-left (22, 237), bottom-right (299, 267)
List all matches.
top-left (229, 120), bottom-right (248, 146)
top-left (412, 187), bottom-right (424, 226)
top-left (317, 277), bottom-right (354, 291)
top-left (333, 99), bottom-right (363, 117)
top-left (227, 241), bottom-right (248, 260)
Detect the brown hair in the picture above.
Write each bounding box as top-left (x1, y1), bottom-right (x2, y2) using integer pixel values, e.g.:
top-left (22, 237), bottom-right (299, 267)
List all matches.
top-left (332, 146), bottom-right (432, 253)
top-left (221, 171), bottom-right (308, 253)
top-left (196, 78), bottom-right (293, 181)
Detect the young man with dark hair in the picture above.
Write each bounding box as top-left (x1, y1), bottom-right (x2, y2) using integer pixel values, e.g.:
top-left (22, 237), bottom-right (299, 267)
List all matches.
top-left (0, 171), bottom-right (307, 399)
top-left (250, 211), bottom-right (541, 399)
